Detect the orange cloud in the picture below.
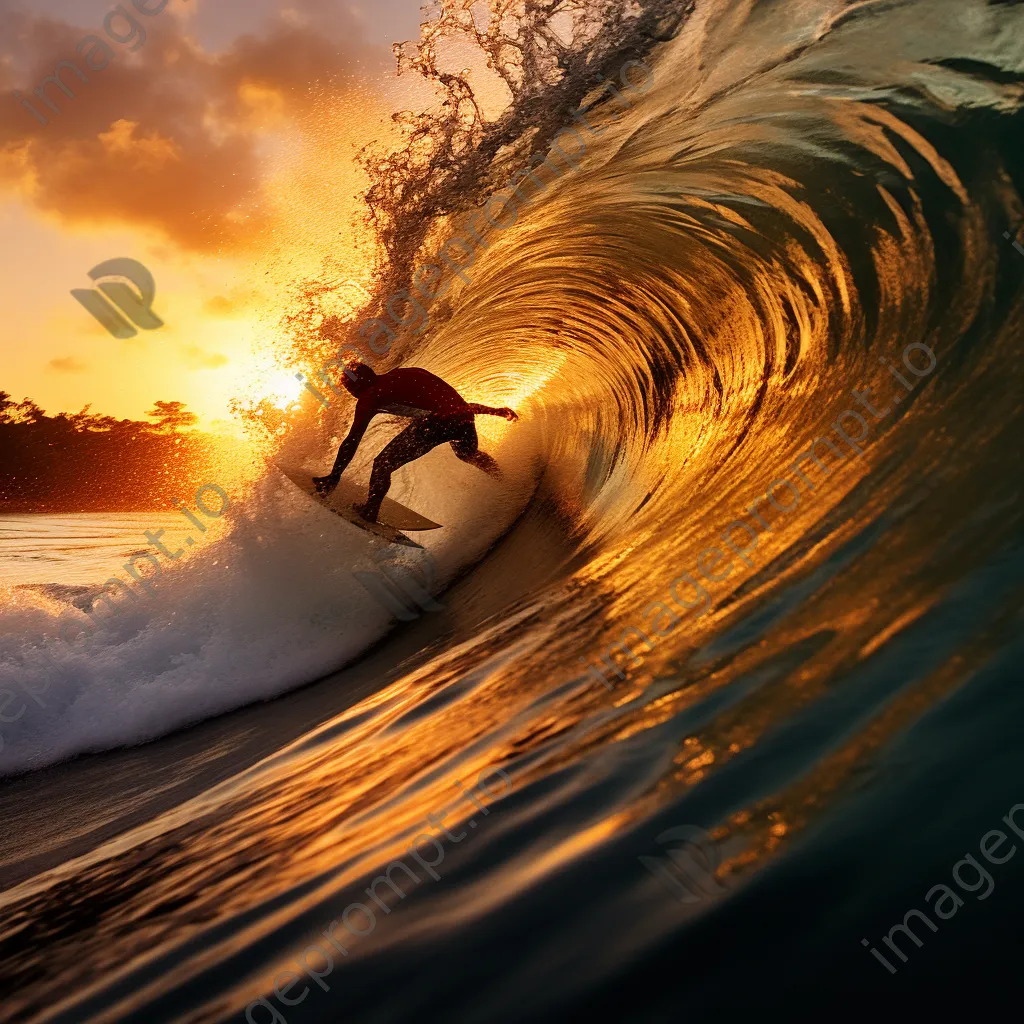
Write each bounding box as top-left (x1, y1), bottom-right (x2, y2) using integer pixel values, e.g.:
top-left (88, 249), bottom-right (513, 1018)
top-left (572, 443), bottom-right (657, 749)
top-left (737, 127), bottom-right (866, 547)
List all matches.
top-left (0, 1), bottom-right (390, 251)
top-left (48, 356), bottom-right (88, 372)
top-left (203, 291), bottom-right (258, 317)
top-left (182, 345), bottom-right (229, 369)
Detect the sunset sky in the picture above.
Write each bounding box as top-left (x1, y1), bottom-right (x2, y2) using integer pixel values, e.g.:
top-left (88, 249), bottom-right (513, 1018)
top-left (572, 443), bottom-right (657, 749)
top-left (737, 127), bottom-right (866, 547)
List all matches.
top-left (0, 0), bottom-right (436, 434)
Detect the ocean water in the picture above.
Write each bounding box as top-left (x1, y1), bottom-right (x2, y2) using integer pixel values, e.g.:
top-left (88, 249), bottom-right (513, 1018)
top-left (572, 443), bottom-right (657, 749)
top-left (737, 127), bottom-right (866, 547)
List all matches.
top-left (0, 514), bottom-right (201, 589)
top-left (2, 0), bottom-right (1024, 1020)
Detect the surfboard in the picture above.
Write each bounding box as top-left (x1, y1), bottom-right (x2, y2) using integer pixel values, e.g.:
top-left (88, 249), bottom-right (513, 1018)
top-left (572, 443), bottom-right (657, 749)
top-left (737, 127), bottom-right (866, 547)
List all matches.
top-left (273, 463), bottom-right (441, 548)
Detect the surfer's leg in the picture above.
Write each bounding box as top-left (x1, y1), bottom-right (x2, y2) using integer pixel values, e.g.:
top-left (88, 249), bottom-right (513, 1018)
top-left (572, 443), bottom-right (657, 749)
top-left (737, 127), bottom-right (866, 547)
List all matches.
top-left (451, 422), bottom-right (502, 479)
top-left (313, 474), bottom-right (336, 497)
top-left (357, 421), bottom-right (439, 523)
top-left (460, 450), bottom-right (502, 478)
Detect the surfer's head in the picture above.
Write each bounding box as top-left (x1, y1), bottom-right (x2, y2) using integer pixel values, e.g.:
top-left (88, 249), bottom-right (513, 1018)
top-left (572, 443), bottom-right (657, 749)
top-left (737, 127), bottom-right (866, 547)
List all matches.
top-left (341, 355), bottom-right (376, 395)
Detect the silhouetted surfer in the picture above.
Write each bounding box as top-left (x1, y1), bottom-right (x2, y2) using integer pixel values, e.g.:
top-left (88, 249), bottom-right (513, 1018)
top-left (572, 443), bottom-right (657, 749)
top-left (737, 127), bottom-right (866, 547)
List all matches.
top-left (313, 359), bottom-right (518, 523)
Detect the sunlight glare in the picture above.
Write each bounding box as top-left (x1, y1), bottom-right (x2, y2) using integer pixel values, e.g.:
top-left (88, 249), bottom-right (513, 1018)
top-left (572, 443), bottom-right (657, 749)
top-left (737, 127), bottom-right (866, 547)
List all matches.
top-left (265, 370), bottom-right (304, 410)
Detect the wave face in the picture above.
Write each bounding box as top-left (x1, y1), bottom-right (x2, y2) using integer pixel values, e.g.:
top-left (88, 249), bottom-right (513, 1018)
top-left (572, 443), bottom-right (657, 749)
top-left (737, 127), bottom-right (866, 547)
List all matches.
top-left (2, 0), bottom-right (1024, 1019)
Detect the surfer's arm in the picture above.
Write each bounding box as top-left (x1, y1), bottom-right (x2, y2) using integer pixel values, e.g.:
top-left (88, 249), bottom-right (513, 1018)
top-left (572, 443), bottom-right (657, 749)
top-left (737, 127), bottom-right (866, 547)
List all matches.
top-left (327, 402), bottom-right (375, 478)
top-left (463, 403), bottom-right (518, 421)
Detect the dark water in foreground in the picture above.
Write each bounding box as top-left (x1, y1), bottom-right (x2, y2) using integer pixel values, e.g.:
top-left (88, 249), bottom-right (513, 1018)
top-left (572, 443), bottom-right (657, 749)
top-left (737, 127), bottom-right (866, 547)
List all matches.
top-left (2, 0), bottom-right (1024, 1019)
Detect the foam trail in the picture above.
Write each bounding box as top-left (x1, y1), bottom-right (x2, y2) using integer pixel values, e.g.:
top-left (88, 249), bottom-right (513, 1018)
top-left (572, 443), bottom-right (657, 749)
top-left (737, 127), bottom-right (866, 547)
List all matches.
top-left (0, 425), bottom-right (540, 776)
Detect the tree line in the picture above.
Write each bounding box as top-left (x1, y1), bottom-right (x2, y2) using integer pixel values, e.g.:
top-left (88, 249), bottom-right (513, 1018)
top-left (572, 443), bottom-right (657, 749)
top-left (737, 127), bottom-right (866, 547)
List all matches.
top-left (0, 392), bottom-right (220, 513)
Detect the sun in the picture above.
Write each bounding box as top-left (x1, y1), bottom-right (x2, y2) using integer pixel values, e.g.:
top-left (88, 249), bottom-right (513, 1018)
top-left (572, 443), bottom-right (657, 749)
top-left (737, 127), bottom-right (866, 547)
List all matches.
top-left (263, 370), bottom-right (304, 410)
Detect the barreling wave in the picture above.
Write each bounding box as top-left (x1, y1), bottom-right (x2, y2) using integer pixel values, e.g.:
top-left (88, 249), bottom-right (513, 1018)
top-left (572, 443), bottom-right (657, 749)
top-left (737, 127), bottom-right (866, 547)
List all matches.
top-left (2, 3), bottom-right (1024, 1017)
top-left (349, 0), bottom-right (1024, 556)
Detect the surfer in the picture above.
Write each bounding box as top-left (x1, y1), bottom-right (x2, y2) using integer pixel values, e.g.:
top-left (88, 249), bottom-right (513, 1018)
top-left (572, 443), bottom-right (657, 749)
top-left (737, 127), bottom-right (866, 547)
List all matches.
top-left (313, 359), bottom-right (518, 523)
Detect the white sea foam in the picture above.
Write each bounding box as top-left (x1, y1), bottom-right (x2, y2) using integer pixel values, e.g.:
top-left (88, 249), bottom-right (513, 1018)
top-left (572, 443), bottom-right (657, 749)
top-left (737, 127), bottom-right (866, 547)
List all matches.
top-left (0, 430), bottom-right (538, 777)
